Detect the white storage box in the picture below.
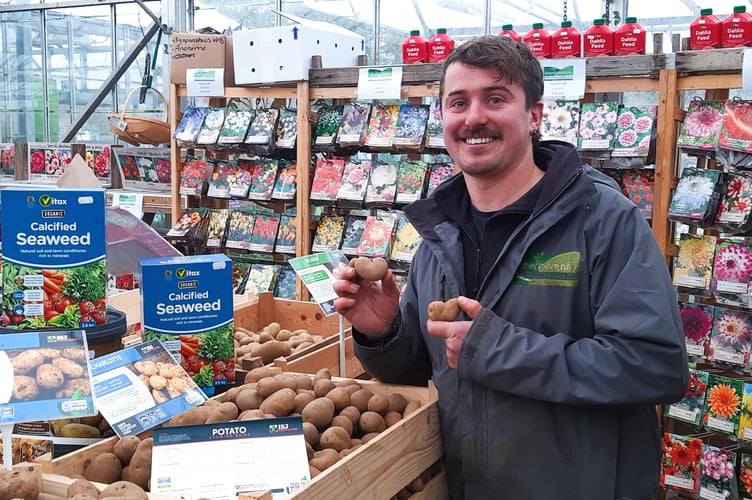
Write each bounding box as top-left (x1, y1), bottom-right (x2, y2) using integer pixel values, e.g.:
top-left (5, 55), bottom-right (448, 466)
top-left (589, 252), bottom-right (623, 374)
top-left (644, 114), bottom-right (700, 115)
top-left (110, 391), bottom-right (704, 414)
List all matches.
top-left (233, 15), bottom-right (365, 84)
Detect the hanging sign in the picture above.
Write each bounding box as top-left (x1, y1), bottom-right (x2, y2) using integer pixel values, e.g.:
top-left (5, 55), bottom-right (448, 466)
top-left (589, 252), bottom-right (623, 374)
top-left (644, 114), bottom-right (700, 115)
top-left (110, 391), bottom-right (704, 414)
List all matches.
top-left (541, 58), bottom-right (587, 100)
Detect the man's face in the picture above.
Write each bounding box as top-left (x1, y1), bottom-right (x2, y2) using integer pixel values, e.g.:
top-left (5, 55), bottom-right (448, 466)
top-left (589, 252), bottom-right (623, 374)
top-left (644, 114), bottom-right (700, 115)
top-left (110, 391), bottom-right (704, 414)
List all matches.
top-left (440, 61), bottom-right (542, 179)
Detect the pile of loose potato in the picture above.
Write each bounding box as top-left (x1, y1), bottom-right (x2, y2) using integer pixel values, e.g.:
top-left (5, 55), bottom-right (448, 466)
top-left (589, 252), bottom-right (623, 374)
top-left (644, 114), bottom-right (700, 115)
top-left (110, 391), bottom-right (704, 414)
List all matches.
top-left (233, 322), bottom-right (327, 366)
top-left (69, 367), bottom-right (423, 494)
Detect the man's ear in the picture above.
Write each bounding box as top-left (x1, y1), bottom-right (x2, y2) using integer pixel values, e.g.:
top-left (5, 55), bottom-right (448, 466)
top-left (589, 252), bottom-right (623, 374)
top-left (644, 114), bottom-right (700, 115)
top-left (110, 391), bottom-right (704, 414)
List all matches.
top-left (529, 100), bottom-right (544, 132)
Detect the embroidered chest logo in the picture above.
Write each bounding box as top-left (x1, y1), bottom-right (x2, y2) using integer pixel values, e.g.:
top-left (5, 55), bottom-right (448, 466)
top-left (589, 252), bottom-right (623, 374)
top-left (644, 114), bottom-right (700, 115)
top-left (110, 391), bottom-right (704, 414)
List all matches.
top-left (513, 251), bottom-right (580, 287)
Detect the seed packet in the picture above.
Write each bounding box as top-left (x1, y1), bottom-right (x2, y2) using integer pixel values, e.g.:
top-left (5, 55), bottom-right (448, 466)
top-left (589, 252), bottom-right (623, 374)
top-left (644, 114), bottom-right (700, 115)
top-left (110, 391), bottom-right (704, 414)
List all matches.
top-left (660, 433), bottom-right (703, 493)
top-left (703, 373), bottom-right (744, 435)
top-left (0, 143), bottom-right (15, 178)
top-left (275, 108), bottom-right (298, 149)
top-left (740, 384), bottom-right (752, 442)
top-left (540, 100), bottom-right (580, 145)
top-left (248, 213), bottom-right (281, 253)
top-left (698, 445), bottom-right (737, 500)
top-left (393, 103), bottom-right (430, 150)
top-left (425, 99), bottom-right (445, 149)
top-left (340, 214), bottom-right (367, 256)
top-left (577, 101), bottom-right (619, 151)
top-left (391, 215), bottom-right (422, 263)
top-left (86, 144), bottom-right (112, 186)
top-left (714, 172), bottom-right (752, 233)
top-left (225, 208), bottom-right (256, 250)
top-left (206, 208), bottom-right (230, 248)
top-left (241, 263), bottom-right (282, 297)
top-left (395, 159), bottom-right (429, 205)
top-left (610, 105), bottom-right (657, 157)
top-left (174, 106), bottom-right (207, 143)
top-left (665, 368), bottom-right (709, 426)
top-left (668, 167), bottom-right (725, 226)
top-left (271, 160), bottom-right (297, 200)
top-left (709, 306), bottom-right (752, 368)
top-left (365, 160), bottom-right (399, 207)
top-left (274, 265), bottom-right (298, 299)
top-left (620, 169), bottom-right (654, 219)
top-left (178, 156), bottom-right (213, 197)
top-left (246, 158), bottom-right (279, 201)
top-left (206, 159), bottom-right (236, 199)
top-left (314, 105), bottom-right (344, 148)
top-left (217, 108), bottom-right (255, 145)
top-left (244, 108), bottom-right (279, 145)
top-left (336, 159), bottom-right (371, 209)
top-left (672, 233), bottom-right (717, 296)
top-left (229, 160), bottom-right (254, 198)
top-left (426, 161), bottom-right (456, 197)
top-left (184, 209), bottom-right (210, 248)
top-left (195, 107), bottom-right (226, 145)
top-left (311, 214), bottom-right (346, 252)
top-left (677, 99), bottom-right (725, 153)
top-left (741, 454), bottom-right (752, 499)
top-left (166, 208), bottom-right (205, 239)
top-left (275, 214), bottom-right (298, 255)
top-left (678, 302), bottom-right (714, 360)
top-left (357, 214), bottom-right (397, 258)
top-left (364, 102), bottom-right (401, 149)
top-left (711, 236), bottom-right (752, 307)
top-left (27, 142), bottom-right (73, 182)
top-left (310, 158), bottom-right (345, 205)
top-left (337, 102), bottom-right (371, 147)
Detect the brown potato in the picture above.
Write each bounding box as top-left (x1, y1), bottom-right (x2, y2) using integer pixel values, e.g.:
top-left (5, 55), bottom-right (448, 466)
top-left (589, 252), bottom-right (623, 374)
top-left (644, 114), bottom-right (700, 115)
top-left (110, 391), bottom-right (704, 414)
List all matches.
top-left (302, 397), bottom-right (335, 429)
top-left (113, 435), bottom-right (142, 466)
top-left (353, 257), bottom-right (388, 281)
top-left (252, 340), bottom-right (292, 364)
top-left (428, 297), bottom-right (460, 321)
top-left (51, 357), bottom-right (85, 378)
top-left (309, 448), bottom-right (340, 471)
top-left (359, 411), bottom-right (387, 434)
top-left (325, 387), bottom-right (351, 412)
top-left (367, 393), bottom-right (390, 416)
top-left (67, 477), bottom-right (102, 498)
top-left (99, 481), bottom-right (149, 500)
top-left (35, 363), bottom-right (65, 389)
top-left (259, 388), bottom-right (297, 417)
top-left (11, 350), bottom-right (45, 374)
top-left (235, 389), bottom-right (263, 411)
top-left (83, 452), bottom-right (123, 484)
top-left (12, 375), bottom-right (39, 401)
top-left (319, 426), bottom-right (351, 452)
top-left (59, 423), bottom-right (101, 438)
top-left (205, 401), bottom-right (240, 423)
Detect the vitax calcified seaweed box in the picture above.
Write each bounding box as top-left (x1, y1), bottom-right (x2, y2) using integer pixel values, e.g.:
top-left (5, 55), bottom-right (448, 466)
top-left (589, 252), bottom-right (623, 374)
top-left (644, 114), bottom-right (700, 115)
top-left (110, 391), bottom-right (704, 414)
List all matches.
top-left (139, 254), bottom-right (234, 396)
top-left (1, 189), bottom-right (106, 330)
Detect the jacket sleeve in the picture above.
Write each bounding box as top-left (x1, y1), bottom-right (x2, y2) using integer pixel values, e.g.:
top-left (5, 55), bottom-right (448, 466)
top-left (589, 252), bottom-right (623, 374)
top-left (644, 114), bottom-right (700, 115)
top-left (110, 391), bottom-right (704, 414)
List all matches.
top-left (458, 201), bottom-right (689, 406)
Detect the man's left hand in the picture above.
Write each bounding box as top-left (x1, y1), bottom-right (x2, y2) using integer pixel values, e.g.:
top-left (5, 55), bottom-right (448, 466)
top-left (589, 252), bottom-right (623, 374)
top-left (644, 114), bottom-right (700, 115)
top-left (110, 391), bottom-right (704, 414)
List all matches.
top-left (427, 296), bottom-right (482, 368)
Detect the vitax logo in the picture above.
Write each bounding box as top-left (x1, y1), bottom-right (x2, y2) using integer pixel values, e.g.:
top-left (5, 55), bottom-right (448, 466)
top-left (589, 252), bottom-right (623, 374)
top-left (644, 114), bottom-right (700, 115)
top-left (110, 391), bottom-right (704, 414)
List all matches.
top-left (39, 195), bottom-right (68, 207)
top-left (175, 268), bottom-right (199, 279)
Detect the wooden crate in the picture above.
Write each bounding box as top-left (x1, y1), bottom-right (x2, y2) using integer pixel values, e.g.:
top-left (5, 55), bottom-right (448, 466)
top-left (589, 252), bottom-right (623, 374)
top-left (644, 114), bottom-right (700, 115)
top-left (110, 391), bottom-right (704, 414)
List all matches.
top-left (41, 378), bottom-right (446, 499)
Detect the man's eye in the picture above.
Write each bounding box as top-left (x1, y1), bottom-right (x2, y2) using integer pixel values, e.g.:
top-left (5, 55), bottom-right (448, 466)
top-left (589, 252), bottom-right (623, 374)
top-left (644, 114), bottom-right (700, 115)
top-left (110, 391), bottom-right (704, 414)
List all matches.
top-left (489, 97), bottom-right (504, 105)
top-left (450, 100), bottom-right (466, 109)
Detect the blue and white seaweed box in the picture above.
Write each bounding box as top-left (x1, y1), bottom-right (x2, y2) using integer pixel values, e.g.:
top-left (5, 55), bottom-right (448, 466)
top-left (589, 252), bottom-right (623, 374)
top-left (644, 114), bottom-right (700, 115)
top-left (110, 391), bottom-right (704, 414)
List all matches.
top-left (139, 253), bottom-right (233, 343)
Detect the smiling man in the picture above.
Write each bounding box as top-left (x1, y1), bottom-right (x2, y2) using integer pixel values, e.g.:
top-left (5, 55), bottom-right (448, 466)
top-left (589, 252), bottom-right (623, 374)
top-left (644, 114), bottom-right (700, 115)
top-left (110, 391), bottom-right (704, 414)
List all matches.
top-left (333, 35), bottom-right (688, 499)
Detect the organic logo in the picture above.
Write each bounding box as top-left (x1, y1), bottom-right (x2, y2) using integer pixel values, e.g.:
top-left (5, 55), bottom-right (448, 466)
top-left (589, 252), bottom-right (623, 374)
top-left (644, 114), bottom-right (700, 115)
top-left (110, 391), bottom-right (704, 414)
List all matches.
top-left (514, 251), bottom-right (580, 286)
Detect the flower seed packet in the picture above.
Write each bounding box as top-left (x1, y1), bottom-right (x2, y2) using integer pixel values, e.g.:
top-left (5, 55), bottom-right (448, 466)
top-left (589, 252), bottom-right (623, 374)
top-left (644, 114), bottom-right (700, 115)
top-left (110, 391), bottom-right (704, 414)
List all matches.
top-left (179, 156), bottom-right (213, 197)
top-left (426, 161), bottom-right (456, 197)
top-left (741, 453), bottom-right (752, 499)
top-left (673, 234), bottom-right (716, 295)
top-left (395, 159), bottom-right (429, 205)
top-left (195, 107), bottom-right (226, 145)
top-left (698, 445), bottom-right (736, 499)
top-left (0, 143), bottom-right (15, 178)
top-left (611, 105), bottom-right (656, 157)
top-left (166, 209), bottom-right (204, 238)
top-left (217, 108), bottom-right (255, 145)
top-left (242, 263), bottom-right (282, 297)
top-left (340, 214), bottom-right (367, 256)
top-left (576, 101), bottom-right (619, 151)
top-left (425, 99), bottom-right (445, 149)
top-left (248, 213), bottom-right (281, 253)
top-left (364, 102), bottom-right (401, 149)
top-left (620, 169), bottom-right (654, 219)
top-left (540, 100), bottom-right (580, 145)
top-left (391, 215), bottom-right (422, 263)
top-left (720, 98), bottom-right (752, 153)
top-left (271, 160), bottom-right (297, 200)
top-left (679, 302), bottom-right (714, 359)
top-left (274, 265), bottom-right (297, 299)
top-left (310, 158), bottom-right (345, 204)
top-left (393, 103), bottom-right (430, 150)
top-left (174, 106), bottom-right (207, 143)
top-left (665, 368), bottom-right (709, 426)
top-left (715, 172), bottom-right (752, 233)
top-left (311, 214), bottom-right (346, 252)
top-left (229, 160), bottom-right (254, 198)
top-left (357, 214), bottom-right (397, 258)
top-left (711, 236), bottom-right (752, 306)
top-left (314, 105), bottom-right (344, 147)
top-left (660, 433), bottom-right (703, 493)
top-left (337, 102), bottom-right (371, 147)
top-left (709, 306), bottom-right (752, 368)
top-left (668, 168), bottom-right (723, 224)
top-left (677, 99), bottom-right (725, 152)
top-left (27, 142), bottom-right (72, 182)
top-left (275, 108), bottom-right (298, 149)
top-left (206, 208), bottom-right (230, 248)
top-left (275, 214), bottom-right (298, 254)
top-left (703, 374), bottom-right (744, 435)
top-left (244, 108), bottom-right (279, 145)
top-left (231, 258), bottom-right (252, 294)
top-left (206, 159), bottom-right (236, 199)
top-left (337, 158), bottom-right (372, 207)
top-left (365, 160), bottom-right (399, 207)
top-left (86, 144), bottom-right (112, 186)
top-left (739, 384), bottom-right (752, 442)
top-left (246, 158), bottom-right (279, 201)
top-left (225, 209), bottom-right (256, 250)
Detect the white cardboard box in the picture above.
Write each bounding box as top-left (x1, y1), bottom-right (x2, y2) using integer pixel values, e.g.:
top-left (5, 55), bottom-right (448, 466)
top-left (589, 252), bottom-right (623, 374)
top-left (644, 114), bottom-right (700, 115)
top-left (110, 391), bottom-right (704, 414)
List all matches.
top-left (232, 15), bottom-right (365, 84)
